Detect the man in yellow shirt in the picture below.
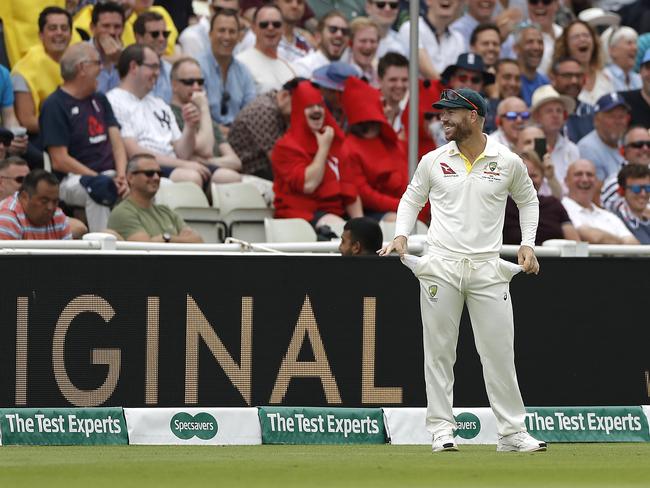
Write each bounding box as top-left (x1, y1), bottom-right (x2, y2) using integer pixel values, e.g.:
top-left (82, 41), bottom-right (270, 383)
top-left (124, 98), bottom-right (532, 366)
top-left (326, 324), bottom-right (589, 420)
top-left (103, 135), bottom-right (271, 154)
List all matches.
top-left (11, 6), bottom-right (72, 134)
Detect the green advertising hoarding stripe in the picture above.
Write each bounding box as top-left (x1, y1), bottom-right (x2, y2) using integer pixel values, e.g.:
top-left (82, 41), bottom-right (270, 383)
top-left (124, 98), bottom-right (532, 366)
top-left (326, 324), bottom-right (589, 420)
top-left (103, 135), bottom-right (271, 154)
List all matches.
top-left (259, 407), bottom-right (386, 445)
top-left (0, 408), bottom-right (128, 446)
top-left (525, 406), bottom-right (650, 443)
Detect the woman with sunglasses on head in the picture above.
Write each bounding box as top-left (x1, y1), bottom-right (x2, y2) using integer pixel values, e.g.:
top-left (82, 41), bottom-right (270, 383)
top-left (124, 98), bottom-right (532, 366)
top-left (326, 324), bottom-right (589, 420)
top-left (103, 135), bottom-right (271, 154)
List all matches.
top-left (381, 87), bottom-right (547, 454)
top-left (271, 80), bottom-right (362, 235)
top-left (341, 76), bottom-right (407, 223)
top-left (552, 19), bottom-right (614, 106)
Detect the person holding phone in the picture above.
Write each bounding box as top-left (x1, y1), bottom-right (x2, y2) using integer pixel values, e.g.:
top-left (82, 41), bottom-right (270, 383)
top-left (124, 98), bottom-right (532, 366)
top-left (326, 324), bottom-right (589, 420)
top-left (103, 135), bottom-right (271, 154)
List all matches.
top-left (530, 84), bottom-right (579, 196)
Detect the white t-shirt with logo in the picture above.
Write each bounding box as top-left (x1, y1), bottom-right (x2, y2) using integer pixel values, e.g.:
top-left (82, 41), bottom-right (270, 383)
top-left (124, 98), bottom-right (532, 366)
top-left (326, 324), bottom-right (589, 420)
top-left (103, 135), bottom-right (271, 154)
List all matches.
top-left (107, 87), bottom-right (181, 157)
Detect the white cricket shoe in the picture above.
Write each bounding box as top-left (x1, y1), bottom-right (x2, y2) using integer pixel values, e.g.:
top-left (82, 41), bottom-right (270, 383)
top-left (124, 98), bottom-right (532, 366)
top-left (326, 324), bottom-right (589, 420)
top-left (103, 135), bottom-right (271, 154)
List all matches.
top-left (497, 431), bottom-right (547, 452)
top-left (431, 433), bottom-right (458, 452)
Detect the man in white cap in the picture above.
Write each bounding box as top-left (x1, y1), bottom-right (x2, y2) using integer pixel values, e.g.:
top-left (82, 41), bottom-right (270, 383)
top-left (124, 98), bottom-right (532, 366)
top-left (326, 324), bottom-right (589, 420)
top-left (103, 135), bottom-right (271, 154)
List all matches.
top-left (530, 84), bottom-right (579, 194)
top-left (380, 87), bottom-right (546, 454)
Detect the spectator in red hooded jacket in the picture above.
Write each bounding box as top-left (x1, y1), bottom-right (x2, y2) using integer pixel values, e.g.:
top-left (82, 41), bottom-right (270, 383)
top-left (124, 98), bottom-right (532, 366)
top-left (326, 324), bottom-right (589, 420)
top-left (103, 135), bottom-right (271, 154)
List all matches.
top-left (401, 78), bottom-right (444, 160)
top-left (342, 76), bottom-right (407, 222)
top-left (271, 80), bottom-right (362, 231)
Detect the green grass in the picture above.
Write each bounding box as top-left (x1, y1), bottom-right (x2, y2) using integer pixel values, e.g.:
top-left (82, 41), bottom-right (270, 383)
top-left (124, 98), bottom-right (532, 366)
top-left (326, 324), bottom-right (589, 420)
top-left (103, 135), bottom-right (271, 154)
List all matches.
top-left (0, 444), bottom-right (649, 487)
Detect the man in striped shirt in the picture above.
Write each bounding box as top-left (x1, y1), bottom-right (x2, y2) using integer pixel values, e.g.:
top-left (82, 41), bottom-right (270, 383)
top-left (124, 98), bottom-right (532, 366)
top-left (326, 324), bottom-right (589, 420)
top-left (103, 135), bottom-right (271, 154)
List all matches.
top-left (0, 169), bottom-right (72, 240)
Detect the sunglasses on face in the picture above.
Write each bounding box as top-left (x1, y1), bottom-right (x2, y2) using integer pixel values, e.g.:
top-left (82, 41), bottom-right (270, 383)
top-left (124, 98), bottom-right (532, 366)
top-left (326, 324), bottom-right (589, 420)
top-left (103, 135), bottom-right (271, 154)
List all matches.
top-left (258, 20), bottom-right (282, 29)
top-left (626, 184), bottom-right (650, 194)
top-left (132, 170), bottom-right (163, 178)
top-left (501, 111), bottom-right (531, 121)
top-left (626, 140), bottom-right (650, 149)
top-left (221, 91), bottom-right (231, 116)
top-left (373, 0), bottom-right (399, 9)
top-left (147, 30), bottom-right (171, 39)
top-left (454, 74), bottom-right (483, 84)
top-left (441, 89), bottom-right (480, 111)
top-left (178, 78), bottom-right (205, 86)
top-left (326, 25), bottom-right (351, 36)
top-left (140, 62), bottom-right (161, 71)
top-left (0, 175), bottom-right (25, 183)
top-left (528, 0), bottom-right (554, 5)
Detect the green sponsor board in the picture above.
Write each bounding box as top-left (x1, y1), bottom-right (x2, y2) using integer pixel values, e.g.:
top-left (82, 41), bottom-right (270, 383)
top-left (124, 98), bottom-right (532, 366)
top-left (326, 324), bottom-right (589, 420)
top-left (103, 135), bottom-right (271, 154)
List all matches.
top-left (525, 406), bottom-right (650, 443)
top-left (0, 408), bottom-right (128, 446)
top-left (454, 412), bottom-right (481, 439)
top-left (170, 412), bottom-right (218, 440)
top-left (259, 407), bottom-right (386, 444)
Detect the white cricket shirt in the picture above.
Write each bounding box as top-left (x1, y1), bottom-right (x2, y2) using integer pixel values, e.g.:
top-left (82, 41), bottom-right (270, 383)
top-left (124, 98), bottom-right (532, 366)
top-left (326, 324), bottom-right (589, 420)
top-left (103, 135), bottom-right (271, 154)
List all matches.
top-left (395, 136), bottom-right (539, 255)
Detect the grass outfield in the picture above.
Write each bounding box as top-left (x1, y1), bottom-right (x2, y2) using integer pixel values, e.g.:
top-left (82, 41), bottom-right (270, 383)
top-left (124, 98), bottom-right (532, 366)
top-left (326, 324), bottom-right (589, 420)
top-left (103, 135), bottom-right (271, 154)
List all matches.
top-left (0, 444), bottom-right (649, 487)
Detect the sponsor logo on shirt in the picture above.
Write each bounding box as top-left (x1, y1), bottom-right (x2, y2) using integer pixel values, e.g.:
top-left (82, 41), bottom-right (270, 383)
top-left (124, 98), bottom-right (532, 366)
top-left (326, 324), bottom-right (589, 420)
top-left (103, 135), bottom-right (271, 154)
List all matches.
top-left (479, 161), bottom-right (502, 181)
top-left (440, 162), bottom-right (458, 177)
top-left (327, 156), bottom-right (340, 180)
top-left (88, 115), bottom-right (107, 144)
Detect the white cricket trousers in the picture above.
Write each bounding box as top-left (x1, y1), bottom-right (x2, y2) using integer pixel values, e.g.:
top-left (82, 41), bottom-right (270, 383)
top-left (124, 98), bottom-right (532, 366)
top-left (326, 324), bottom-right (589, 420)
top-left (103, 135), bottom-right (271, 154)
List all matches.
top-left (403, 250), bottom-right (528, 438)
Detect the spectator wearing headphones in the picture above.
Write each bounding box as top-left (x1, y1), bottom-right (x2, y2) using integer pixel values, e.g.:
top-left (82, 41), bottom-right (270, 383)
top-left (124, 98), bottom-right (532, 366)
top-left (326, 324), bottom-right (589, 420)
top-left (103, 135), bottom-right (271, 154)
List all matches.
top-left (577, 92), bottom-right (630, 184)
top-left (531, 84), bottom-right (578, 196)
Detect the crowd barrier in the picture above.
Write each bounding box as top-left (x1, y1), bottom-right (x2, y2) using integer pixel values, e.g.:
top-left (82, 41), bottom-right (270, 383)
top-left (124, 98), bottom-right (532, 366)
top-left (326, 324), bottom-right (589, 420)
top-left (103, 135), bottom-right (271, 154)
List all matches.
top-left (1, 406), bottom-right (648, 446)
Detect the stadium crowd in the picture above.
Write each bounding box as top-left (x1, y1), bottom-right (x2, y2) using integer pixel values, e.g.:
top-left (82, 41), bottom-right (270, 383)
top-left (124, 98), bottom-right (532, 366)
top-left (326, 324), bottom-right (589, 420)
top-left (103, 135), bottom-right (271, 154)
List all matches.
top-left (0, 0), bottom-right (648, 244)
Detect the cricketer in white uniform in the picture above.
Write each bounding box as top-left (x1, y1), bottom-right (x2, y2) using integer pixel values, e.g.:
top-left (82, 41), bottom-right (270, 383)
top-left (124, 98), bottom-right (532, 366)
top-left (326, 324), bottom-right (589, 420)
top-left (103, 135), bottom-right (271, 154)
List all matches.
top-left (380, 88), bottom-right (547, 453)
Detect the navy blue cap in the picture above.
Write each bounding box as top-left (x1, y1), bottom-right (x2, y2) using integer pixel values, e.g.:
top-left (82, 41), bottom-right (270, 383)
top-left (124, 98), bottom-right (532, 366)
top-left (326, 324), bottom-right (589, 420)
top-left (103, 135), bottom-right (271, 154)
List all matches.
top-left (312, 62), bottom-right (360, 91)
top-left (441, 52), bottom-right (495, 86)
top-left (80, 174), bottom-right (118, 206)
top-left (594, 92), bottom-right (630, 113)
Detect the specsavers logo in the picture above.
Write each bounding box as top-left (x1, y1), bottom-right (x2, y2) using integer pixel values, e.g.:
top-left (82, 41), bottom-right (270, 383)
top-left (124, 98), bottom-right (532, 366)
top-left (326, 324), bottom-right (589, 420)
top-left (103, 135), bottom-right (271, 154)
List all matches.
top-left (170, 412), bottom-right (218, 440)
top-left (454, 412), bottom-right (481, 439)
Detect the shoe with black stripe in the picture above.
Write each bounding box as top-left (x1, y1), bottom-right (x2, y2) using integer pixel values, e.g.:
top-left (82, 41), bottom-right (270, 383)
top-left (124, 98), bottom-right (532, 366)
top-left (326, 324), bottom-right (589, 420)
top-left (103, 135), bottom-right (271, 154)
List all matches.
top-left (432, 433), bottom-right (458, 452)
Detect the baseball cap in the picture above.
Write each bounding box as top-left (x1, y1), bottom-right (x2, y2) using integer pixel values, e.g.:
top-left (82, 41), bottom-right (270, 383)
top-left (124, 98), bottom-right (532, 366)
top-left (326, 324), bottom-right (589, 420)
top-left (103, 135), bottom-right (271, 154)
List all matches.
top-left (432, 88), bottom-right (488, 117)
top-left (593, 92), bottom-right (630, 113)
top-left (80, 174), bottom-right (118, 206)
top-left (0, 127), bottom-right (13, 146)
top-left (311, 62), bottom-right (360, 91)
top-left (440, 52), bottom-right (495, 86)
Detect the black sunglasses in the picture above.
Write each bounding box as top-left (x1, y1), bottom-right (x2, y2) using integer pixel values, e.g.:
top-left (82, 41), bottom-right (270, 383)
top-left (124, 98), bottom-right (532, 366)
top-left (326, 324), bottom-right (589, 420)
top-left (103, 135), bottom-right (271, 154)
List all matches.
top-left (221, 91), bottom-right (231, 116)
top-left (373, 1), bottom-right (399, 9)
top-left (178, 78), bottom-right (205, 86)
top-left (626, 140), bottom-right (650, 149)
top-left (258, 20), bottom-right (282, 29)
top-left (147, 30), bottom-right (171, 39)
top-left (326, 25), bottom-right (350, 36)
top-left (132, 170), bottom-right (163, 178)
top-left (0, 175), bottom-right (25, 183)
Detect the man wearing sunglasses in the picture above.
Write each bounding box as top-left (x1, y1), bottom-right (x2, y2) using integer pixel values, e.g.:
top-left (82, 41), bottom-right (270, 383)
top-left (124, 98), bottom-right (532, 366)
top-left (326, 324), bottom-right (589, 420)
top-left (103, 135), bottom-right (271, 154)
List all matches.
top-left (601, 126), bottom-right (650, 213)
top-left (0, 157), bottom-right (30, 202)
top-left (381, 88), bottom-right (546, 453)
top-left (441, 52), bottom-right (494, 95)
top-left (613, 164), bottom-right (650, 243)
top-left (364, 0), bottom-right (405, 59)
top-left (490, 96), bottom-right (529, 150)
top-left (134, 11), bottom-right (173, 103)
top-left (107, 153), bottom-right (203, 242)
top-left (41, 43), bottom-right (129, 233)
top-left (293, 11), bottom-right (350, 78)
top-left (236, 5), bottom-right (297, 94)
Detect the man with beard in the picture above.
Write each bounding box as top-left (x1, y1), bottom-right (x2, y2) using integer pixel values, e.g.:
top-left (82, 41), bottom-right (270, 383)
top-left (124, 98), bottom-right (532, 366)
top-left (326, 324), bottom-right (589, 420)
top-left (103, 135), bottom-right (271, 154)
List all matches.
top-left (550, 57), bottom-right (594, 143)
top-left (380, 88), bottom-right (546, 454)
top-left (293, 11), bottom-right (350, 78)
